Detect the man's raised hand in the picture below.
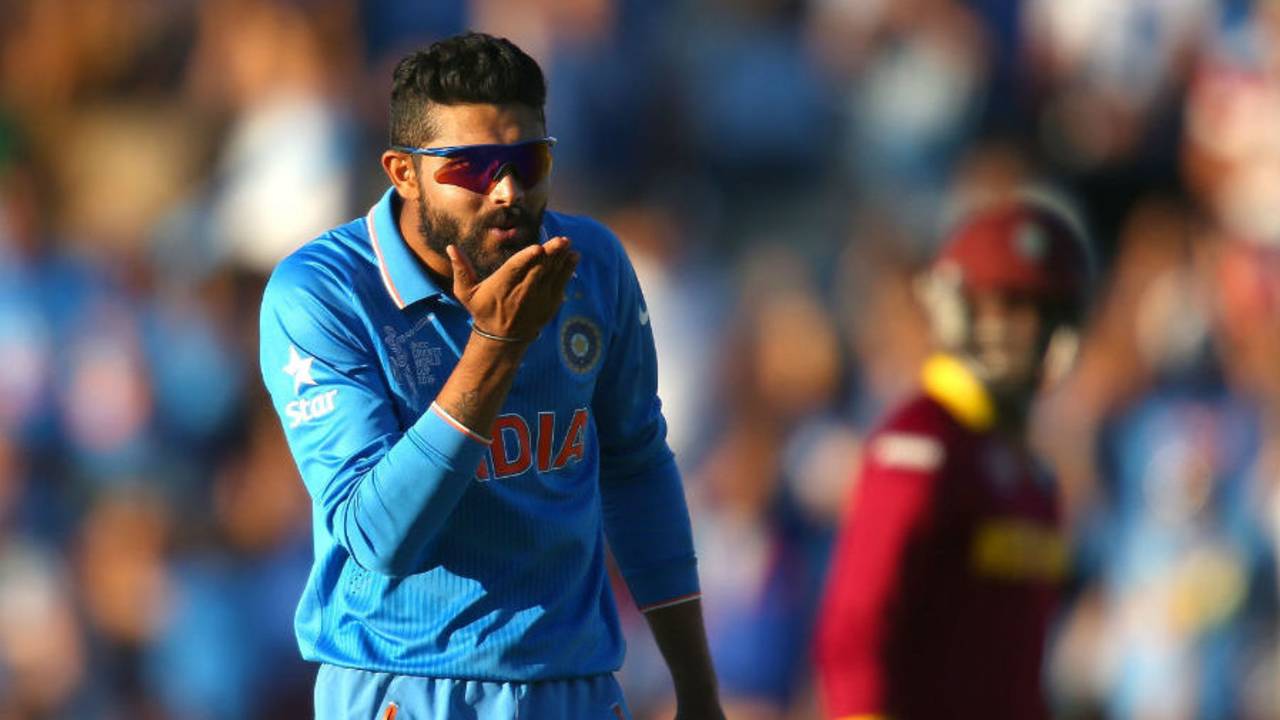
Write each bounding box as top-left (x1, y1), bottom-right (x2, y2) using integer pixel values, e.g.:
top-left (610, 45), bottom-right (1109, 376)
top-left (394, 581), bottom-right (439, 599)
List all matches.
top-left (447, 236), bottom-right (579, 343)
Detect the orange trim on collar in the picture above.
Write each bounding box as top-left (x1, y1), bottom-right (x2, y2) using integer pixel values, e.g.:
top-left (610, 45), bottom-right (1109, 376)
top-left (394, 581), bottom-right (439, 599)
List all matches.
top-left (921, 354), bottom-right (996, 432)
top-left (367, 207), bottom-right (407, 310)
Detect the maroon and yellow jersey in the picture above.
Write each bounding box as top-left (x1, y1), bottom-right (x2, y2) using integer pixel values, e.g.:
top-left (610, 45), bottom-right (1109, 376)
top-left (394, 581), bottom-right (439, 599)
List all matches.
top-left (815, 355), bottom-right (1066, 720)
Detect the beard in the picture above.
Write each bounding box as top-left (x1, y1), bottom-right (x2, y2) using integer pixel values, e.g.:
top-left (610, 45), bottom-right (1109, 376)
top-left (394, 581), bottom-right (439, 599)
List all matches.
top-left (417, 195), bottom-right (543, 280)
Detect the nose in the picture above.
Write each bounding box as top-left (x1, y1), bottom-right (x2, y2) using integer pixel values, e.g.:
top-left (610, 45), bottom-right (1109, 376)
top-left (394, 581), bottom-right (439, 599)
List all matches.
top-left (488, 167), bottom-right (525, 206)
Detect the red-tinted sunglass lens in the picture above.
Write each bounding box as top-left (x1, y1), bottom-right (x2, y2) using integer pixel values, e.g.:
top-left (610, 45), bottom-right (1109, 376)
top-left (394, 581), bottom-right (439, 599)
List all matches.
top-left (433, 155), bottom-right (496, 193)
top-left (433, 143), bottom-right (553, 193)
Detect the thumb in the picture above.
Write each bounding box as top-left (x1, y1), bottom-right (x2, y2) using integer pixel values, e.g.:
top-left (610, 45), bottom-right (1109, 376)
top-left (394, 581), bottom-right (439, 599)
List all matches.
top-left (447, 244), bottom-right (479, 296)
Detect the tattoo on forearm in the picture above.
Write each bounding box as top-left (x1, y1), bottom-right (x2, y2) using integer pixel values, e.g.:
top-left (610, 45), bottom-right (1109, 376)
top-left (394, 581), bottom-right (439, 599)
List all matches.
top-left (456, 389), bottom-right (480, 416)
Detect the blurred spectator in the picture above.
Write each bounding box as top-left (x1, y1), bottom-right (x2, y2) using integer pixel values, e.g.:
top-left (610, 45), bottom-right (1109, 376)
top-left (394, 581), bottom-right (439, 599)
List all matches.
top-left (1048, 20), bottom-right (1280, 706)
top-left (607, 202), bottom-right (729, 461)
top-left (1183, 6), bottom-right (1280, 245)
top-left (669, 0), bottom-right (840, 253)
top-left (76, 491), bottom-right (173, 717)
top-left (359, 0), bottom-right (468, 64)
top-left (656, 249), bottom-right (847, 718)
top-left (0, 536), bottom-right (87, 718)
top-left (1051, 227), bottom-right (1280, 720)
top-left (809, 0), bottom-right (990, 233)
top-left (1025, 0), bottom-right (1210, 172)
top-left (0, 0), bottom-right (193, 118)
top-left (144, 405), bottom-right (312, 720)
top-left (0, 126), bottom-right (59, 452)
top-left (178, 0), bottom-right (359, 274)
top-left (1032, 195), bottom-right (1192, 523)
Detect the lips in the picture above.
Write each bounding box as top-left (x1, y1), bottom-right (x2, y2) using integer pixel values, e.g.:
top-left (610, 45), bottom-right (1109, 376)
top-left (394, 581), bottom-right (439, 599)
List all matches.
top-left (485, 213), bottom-right (535, 241)
top-left (478, 207), bottom-right (542, 253)
top-left (487, 226), bottom-right (522, 242)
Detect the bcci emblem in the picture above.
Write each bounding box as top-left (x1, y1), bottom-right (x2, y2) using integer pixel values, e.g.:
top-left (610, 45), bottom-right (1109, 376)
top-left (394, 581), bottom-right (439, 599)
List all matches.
top-left (560, 316), bottom-right (602, 375)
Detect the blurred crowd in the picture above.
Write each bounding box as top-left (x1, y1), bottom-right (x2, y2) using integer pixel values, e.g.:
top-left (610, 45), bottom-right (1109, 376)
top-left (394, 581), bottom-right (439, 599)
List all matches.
top-left (0, 0), bottom-right (1278, 718)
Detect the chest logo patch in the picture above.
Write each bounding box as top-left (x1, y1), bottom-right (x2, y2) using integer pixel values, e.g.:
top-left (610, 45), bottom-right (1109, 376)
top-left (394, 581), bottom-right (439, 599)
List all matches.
top-left (560, 316), bottom-right (602, 375)
top-left (383, 317), bottom-right (444, 404)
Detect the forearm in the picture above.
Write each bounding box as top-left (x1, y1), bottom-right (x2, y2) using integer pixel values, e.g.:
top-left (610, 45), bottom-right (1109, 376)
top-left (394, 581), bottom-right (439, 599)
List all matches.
top-left (433, 331), bottom-right (529, 439)
top-left (336, 412), bottom-right (484, 574)
top-left (644, 599), bottom-right (724, 717)
top-left (602, 454), bottom-right (719, 714)
top-left (434, 236), bottom-right (575, 440)
top-left (336, 333), bottom-right (527, 574)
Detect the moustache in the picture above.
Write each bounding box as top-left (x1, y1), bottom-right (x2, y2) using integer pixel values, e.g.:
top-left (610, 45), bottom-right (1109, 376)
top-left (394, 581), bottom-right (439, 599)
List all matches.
top-left (480, 207), bottom-right (537, 231)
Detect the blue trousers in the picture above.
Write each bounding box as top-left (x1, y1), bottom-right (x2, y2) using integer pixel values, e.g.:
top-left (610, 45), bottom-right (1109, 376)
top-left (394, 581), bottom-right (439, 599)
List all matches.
top-left (314, 664), bottom-right (633, 719)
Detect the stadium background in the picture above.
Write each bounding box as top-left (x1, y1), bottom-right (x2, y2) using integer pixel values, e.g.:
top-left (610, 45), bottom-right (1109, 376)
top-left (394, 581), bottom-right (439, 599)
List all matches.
top-left (0, 0), bottom-right (1278, 717)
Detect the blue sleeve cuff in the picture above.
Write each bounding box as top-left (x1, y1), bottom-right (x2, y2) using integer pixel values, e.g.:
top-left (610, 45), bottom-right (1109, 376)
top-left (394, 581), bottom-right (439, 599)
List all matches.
top-left (601, 453), bottom-right (701, 612)
top-left (405, 404), bottom-right (490, 478)
top-left (627, 560), bottom-right (702, 612)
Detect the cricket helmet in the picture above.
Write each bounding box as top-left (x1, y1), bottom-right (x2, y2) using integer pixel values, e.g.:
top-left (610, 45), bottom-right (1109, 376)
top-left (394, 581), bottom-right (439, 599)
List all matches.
top-left (920, 196), bottom-right (1095, 354)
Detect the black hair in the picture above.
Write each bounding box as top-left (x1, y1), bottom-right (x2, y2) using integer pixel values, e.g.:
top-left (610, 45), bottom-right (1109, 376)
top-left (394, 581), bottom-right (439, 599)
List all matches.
top-left (389, 32), bottom-right (546, 147)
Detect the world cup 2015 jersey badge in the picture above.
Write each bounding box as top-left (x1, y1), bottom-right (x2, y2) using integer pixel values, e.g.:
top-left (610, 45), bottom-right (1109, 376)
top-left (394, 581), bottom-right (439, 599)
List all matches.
top-left (560, 316), bottom-right (602, 375)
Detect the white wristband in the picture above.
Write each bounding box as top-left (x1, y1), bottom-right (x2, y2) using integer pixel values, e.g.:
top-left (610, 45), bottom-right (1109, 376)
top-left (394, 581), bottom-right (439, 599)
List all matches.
top-left (429, 402), bottom-right (492, 445)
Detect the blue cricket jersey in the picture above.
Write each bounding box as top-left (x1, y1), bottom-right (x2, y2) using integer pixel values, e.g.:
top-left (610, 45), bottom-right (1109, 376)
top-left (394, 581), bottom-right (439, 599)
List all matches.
top-left (259, 188), bottom-right (700, 681)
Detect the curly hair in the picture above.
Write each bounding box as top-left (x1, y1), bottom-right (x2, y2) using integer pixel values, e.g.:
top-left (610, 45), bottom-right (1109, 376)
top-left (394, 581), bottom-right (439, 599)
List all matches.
top-left (389, 32), bottom-right (546, 147)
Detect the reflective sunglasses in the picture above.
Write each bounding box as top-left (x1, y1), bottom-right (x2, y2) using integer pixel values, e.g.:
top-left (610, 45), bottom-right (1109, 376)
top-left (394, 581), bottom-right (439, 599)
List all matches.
top-left (392, 137), bottom-right (557, 193)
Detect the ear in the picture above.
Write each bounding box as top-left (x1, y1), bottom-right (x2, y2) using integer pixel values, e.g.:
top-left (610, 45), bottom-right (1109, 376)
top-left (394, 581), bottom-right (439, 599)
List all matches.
top-left (381, 150), bottom-right (419, 201)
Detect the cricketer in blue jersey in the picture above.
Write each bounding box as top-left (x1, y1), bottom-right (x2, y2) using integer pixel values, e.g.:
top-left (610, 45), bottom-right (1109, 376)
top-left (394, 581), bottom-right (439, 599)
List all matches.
top-left (258, 32), bottom-right (724, 720)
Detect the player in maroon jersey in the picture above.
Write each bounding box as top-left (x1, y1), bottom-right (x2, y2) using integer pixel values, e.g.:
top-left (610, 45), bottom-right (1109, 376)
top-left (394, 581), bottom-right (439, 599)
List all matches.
top-left (814, 197), bottom-right (1093, 720)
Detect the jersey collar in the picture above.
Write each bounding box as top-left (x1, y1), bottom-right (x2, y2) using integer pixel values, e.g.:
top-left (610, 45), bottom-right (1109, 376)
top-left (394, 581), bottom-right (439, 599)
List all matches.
top-left (366, 187), bottom-right (446, 310)
top-left (921, 353), bottom-right (997, 432)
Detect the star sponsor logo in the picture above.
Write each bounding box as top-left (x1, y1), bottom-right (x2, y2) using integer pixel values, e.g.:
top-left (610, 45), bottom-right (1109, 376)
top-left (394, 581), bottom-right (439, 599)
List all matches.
top-left (281, 345), bottom-right (337, 428)
top-left (282, 345), bottom-right (317, 395)
top-left (286, 389), bottom-right (338, 429)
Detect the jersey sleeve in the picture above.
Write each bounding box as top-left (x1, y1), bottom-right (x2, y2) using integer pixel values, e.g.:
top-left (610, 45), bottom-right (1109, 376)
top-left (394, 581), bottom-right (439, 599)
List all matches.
top-left (591, 233), bottom-right (699, 612)
top-left (814, 428), bottom-right (947, 719)
top-left (259, 255), bottom-right (488, 576)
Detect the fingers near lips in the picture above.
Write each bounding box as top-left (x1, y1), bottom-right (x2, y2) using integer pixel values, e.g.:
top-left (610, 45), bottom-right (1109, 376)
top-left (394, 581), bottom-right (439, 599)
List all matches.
top-left (507, 242), bottom-right (546, 272)
top-left (552, 250), bottom-right (578, 296)
top-left (487, 236), bottom-right (575, 311)
top-left (534, 236), bottom-right (573, 287)
top-left (446, 244), bottom-right (478, 291)
top-left (542, 235), bottom-right (570, 254)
